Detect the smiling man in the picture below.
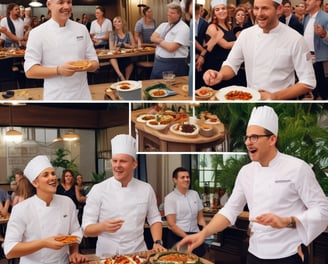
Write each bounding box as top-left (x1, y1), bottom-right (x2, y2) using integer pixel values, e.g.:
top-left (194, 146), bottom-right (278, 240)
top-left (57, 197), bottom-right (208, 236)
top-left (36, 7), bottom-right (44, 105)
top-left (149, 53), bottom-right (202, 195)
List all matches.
top-left (82, 134), bottom-right (165, 256)
top-left (24, 0), bottom-right (99, 100)
top-left (203, 0), bottom-right (316, 100)
top-left (178, 106), bottom-right (328, 264)
top-left (4, 155), bottom-right (86, 264)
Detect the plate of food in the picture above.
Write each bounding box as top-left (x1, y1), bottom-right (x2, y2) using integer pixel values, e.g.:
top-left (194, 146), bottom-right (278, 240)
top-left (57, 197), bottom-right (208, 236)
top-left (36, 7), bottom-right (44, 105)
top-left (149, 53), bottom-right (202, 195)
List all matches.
top-left (110, 80), bottom-right (140, 91)
top-left (148, 89), bottom-right (169, 98)
top-left (68, 60), bottom-right (91, 70)
top-left (144, 83), bottom-right (177, 99)
top-left (216, 86), bottom-right (261, 101)
top-left (136, 114), bottom-right (156, 123)
top-left (55, 235), bottom-right (78, 244)
top-left (100, 255), bottom-right (146, 264)
top-left (170, 123), bottom-right (199, 137)
top-left (195, 87), bottom-right (214, 100)
top-left (149, 251), bottom-right (200, 264)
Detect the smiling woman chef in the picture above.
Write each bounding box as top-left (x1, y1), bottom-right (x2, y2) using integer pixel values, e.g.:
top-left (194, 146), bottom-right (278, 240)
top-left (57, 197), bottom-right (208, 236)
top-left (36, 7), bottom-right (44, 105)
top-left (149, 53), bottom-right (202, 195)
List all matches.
top-left (178, 106), bottom-right (328, 264)
top-left (4, 155), bottom-right (87, 264)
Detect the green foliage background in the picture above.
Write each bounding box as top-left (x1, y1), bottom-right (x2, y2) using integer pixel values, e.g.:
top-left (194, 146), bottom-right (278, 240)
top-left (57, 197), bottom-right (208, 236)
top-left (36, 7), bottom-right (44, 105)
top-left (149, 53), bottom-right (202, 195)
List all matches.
top-left (194, 103), bottom-right (328, 196)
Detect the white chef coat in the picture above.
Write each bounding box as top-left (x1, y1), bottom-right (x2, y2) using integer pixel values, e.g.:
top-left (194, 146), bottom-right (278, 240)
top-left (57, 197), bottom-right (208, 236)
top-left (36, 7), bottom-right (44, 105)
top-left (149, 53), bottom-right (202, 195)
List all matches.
top-left (82, 177), bottom-right (162, 257)
top-left (4, 195), bottom-right (83, 264)
top-left (219, 152), bottom-right (328, 259)
top-left (222, 23), bottom-right (316, 92)
top-left (164, 189), bottom-right (203, 233)
top-left (154, 19), bottom-right (190, 58)
top-left (24, 18), bottom-right (98, 100)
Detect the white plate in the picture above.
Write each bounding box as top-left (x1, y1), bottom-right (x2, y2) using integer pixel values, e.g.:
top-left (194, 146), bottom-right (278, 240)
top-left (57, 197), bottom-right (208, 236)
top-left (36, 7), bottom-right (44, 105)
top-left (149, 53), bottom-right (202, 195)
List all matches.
top-left (169, 123), bottom-right (199, 137)
top-left (148, 89), bottom-right (169, 98)
top-left (146, 120), bottom-right (169, 130)
top-left (195, 87), bottom-right (214, 99)
top-left (216, 86), bottom-right (261, 101)
top-left (136, 114), bottom-right (156, 123)
top-left (110, 81), bottom-right (140, 91)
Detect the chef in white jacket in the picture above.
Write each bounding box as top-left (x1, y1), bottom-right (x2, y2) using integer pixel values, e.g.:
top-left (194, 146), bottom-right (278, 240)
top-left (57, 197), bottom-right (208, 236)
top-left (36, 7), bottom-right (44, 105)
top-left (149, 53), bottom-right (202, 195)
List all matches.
top-left (82, 134), bottom-right (165, 257)
top-left (178, 106), bottom-right (328, 264)
top-left (4, 155), bottom-right (87, 264)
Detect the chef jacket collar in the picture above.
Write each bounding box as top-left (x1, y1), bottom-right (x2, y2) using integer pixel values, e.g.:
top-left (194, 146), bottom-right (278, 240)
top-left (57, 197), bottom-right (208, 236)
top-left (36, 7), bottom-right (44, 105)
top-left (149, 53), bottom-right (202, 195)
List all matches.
top-left (112, 176), bottom-right (136, 188)
top-left (254, 151), bottom-right (280, 167)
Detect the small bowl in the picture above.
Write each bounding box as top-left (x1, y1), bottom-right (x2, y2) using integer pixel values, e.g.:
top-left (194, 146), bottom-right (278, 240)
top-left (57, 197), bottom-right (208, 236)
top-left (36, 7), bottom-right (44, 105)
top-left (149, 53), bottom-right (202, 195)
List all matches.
top-left (199, 124), bottom-right (214, 137)
top-left (146, 120), bottom-right (168, 131)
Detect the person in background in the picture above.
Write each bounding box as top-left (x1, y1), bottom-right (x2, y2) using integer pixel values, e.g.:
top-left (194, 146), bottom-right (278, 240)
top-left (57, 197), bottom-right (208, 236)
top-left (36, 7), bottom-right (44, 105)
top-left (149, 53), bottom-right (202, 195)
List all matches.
top-left (19, 5), bottom-right (24, 20)
top-left (232, 6), bottom-right (249, 37)
top-left (24, 7), bottom-right (31, 30)
top-left (203, 0), bottom-right (316, 100)
top-left (303, 0), bottom-right (328, 100)
top-left (15, 170), bottom-right (24, 184)
top-left (202, 0), bottom-right (245, 90)
top-left (178, 105), bottom-right (328, 264)
top-left (324, 2), bottom-right (328, 12)
top-left (195, 0), bottom-right (209, 90)
top-left (23, 16), bottom-right (39, 40)
top-left (164, 167), bottom-right (206, 257)
top-left (294, 2), bottom-right (306, 23)
top-left (82, 134), bottom-right (165, 256)
top-left (24, 0), bottom-right (99, 100)
top-left (9, 180), bottom-right (17, 203)
top-left (76, 174), bottom-right (87, 225)
top-left (3, 155), bottom-right (87, 264)
top-left (134, 6), bottom-right (156, 45)
top-left (240, 0), bottom-right (255, 26)
top-left (0, 188), bottom-right (10, 217)
top-left (56, 169), bottom-right (79, 212)
top-left (90, 6), bottom-right (112, 49)
top-left (81, 13), bottom-right (91, 31)
top-left (12, 176), bottom-right (35, 206)
top-left (150, 1), bottom-right (190, 79)
top-left (39, 14), bottom-right (46, 24)
top-left (279, 0), bottom-right (304, 35)
top-left (217, 187), bottom-right (228, 208)
top-left (109, 16), bottom-right (136, 81)
top-left (0, 3), bottom-right (25, 47)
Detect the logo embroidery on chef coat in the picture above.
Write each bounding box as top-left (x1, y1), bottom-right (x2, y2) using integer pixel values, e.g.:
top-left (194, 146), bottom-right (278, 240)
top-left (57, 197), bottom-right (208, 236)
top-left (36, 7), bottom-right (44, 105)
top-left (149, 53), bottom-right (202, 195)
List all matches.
top-left (76, 36), bottom-right (84, 41)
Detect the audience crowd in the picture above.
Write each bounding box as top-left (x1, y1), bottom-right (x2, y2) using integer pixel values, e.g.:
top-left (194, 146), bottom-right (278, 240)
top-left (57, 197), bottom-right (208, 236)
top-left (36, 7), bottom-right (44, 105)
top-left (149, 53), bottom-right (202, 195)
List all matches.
top-left (195, 0), bottom-right (328, 100)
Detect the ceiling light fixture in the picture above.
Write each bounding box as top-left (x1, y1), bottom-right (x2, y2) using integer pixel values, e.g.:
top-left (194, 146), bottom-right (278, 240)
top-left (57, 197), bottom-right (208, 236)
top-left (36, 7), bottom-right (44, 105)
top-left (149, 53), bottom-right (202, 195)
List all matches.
top-left (63, 131), bottom-right (80, 141)
top-left (5, 105), bottom-right (23, 143)
top-left (29, 0), bottom-right (43, 7)
top-left (52, 129), bottom-right (63, 143)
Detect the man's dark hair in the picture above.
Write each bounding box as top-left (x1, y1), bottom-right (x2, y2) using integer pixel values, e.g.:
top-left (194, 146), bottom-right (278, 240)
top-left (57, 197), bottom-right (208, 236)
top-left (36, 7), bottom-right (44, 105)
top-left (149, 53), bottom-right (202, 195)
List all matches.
top-left (172, 167), bottom-right (189, 179)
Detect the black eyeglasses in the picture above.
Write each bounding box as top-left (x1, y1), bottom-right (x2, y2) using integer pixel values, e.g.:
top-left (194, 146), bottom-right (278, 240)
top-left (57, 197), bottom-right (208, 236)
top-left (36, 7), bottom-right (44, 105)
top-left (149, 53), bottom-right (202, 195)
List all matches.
top-left (243, 134), bottom-right (273, 143)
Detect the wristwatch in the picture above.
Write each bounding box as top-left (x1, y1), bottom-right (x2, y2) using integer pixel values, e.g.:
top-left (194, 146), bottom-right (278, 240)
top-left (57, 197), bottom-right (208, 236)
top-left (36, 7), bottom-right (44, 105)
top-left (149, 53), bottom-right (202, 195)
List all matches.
top-left (154, 239), bottom-right (163, 246)
top-left (287, 216), bottom-right (296, 228)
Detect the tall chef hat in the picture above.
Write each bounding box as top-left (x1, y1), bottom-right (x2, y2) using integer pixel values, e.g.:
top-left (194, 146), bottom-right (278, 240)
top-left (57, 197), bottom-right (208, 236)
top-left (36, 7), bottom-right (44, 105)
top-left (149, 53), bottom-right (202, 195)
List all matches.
top-left (111, 134), bottom-right (137, 160)
top-left (211, 0), bottom-right (227, 8)
top-left (273, 0), bottom-right (283, 4)
top-left (25, 7), bottom-right (31, 11)
top-left (247, 106), bottom-right (279, 136)
top-left (24, 155), bottom-right (53, 183)
top-left (196, 0), bottom-right (206, 5)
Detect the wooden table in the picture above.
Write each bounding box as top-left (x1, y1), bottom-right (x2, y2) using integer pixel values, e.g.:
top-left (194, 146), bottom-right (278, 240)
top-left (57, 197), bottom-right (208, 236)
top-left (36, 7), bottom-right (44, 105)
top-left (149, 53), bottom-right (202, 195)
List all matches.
top-left (1, 76), bottom-right (191, 101)
top-left (131, 108), bottom-right (225, 152)
top-left (0, 47), bottom-right (155, 60)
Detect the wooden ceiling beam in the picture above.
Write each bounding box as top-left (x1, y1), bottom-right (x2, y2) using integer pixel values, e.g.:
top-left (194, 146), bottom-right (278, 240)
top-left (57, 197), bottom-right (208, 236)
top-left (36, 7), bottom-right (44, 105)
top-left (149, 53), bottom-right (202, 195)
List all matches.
top-left (0, 104), bottom-right (128, 129)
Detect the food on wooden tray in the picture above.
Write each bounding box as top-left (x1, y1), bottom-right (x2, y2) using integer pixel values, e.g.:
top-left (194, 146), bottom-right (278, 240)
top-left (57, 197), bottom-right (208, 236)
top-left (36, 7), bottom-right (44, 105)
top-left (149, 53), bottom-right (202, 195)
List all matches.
top-left (142, 115), bottom-right (156, 121)
top-left (55, 235), bottom-right (78, 244)
top-left (102, 255), bottom-right (144, 264)
top-left (150, 252), bottom-right (199, 264)
top-left (224, 90), bottom-right (252, 100)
